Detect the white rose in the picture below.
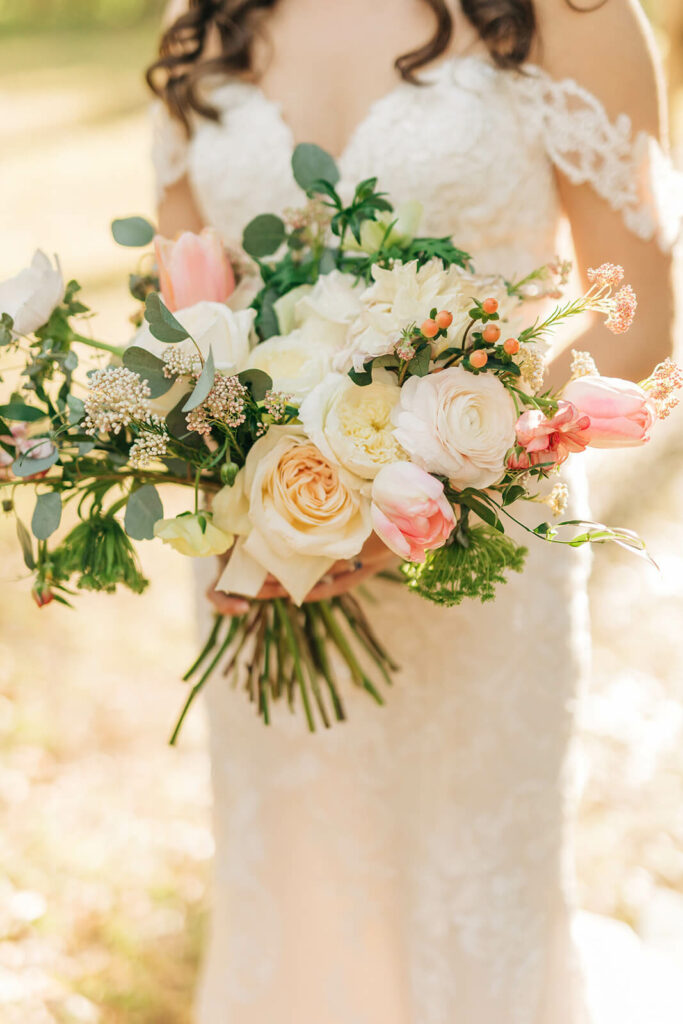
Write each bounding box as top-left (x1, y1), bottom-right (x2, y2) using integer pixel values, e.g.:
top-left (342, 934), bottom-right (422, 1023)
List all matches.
top-left (244, 327), bottom-right (337, 405)
top-left (213, 425), bottom-right (371, 604)
top-left (393, 365), bottom-right (516, 489)
top-left (0, 250), bottom-right (63, 335)
top-left (299, 370), bottom-right (404, 480)
top-left (131, 300), bottom-right (255, 415)
top-left (154, 512), bottom-right (234, 557)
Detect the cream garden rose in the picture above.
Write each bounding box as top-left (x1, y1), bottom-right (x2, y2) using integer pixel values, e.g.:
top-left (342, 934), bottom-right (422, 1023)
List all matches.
top-left (393, 365), bottom-right (517, 489)
top-left (131, 300), bottom-right (255, 415)
top-left (0, 250), bottom-right (64, 336)
top-left (213, 426), bottom-right (372, 605)
top-left (299, 370), bottom-right (404, 480)
top-left (244, 326), bottom-right (337, 404)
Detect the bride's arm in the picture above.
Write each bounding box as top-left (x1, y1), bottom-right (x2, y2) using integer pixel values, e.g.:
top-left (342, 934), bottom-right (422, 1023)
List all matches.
top-left (537, 0), bottom-right (676, 386)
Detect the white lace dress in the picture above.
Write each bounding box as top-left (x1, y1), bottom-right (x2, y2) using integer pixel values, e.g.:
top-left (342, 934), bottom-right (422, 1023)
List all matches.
top-left (151, 56), bottom-right (683, 1024)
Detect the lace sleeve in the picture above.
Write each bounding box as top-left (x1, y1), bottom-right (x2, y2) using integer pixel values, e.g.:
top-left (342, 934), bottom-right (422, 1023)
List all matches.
top-left (526, 67), bottom-right (683, 252)
top-left (150, 100), bottom-right (190, 202)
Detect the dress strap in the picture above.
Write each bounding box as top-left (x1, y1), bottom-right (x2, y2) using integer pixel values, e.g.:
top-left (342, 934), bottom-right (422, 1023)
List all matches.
top-left (523, 65), bottom-right (683, 252)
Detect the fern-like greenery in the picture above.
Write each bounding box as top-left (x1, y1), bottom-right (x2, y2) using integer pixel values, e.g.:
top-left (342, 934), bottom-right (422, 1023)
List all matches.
top-left (400, 526), bottom-right (527, 606)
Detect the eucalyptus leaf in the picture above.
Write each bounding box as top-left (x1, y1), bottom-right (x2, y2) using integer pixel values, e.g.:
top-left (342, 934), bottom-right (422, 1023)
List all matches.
top-left (237, 368), bottom-right (272, 402)
top-left (66, 395), bottom-right (85, 424)
top-left (31, 492), bottom-right (62, 540)
top-left (348, 366), bottom-right (373, 387)
top-left (0, 313), bottom-right (14, 345)
top-left (183, 348), bottom-right (215, 412)
top-left (144, 293), bottom-right (190, 344)
top-left (0, 402), bottom-right (48, 422)
top-left (166, 393), bottom-right (202, 446)
top-left (77, 441), bottom-right (95, 455)
top-left (407, 345), bottom-right (431, 377)
top-left (318, 247), bottom-right (338, 274)
top-left (124, 484), bottom-right (164, 541)
top-left (242, 214), bottom-right (286, 259)
top-left (292, 143), bottom-right (340, 192)
top-left (111, 215), bottom-right (156, 248)
top-left (123, 345), bottom-right (174, 397)
top-left (12, 447), bottom-right (59, 477)
top-left (16, 516), bottom-right (35, 570)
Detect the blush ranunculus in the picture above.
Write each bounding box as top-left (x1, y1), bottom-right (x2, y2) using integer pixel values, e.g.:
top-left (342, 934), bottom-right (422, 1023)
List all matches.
top-left (513, 400), bottom-right (592, 468)
top-left (154, 228), bottom-right (235, 312)
top-left (562, 375), bottom-right (656, 448)
top-left (371, 462), bottom-right (455, 562)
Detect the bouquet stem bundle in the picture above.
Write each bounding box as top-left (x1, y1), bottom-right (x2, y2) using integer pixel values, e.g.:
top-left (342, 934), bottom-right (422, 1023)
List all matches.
top-left (172, 591), bottom-right (398, 742)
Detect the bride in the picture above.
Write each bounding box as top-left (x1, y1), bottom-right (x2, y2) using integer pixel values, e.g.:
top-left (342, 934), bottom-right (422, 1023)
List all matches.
top-left (147, 1), bottom-right (681, 1021)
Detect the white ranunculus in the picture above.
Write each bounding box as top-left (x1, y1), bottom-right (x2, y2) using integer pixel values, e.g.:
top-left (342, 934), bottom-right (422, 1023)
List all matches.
top-left (131, 300), bottom-right (255, 415)
top-left (213, 425), bottom-right (372, 604)
top-left (299, 370), bottom-right (404, 480)
top-left (336, 259), bottom-right (516, 370)
top-left (393, 365), bottom-right (517, 489)
top-left (243, 327), bottom-right (338, 405)
top-left (154, 512), bottom-right (234, 557)
top-left (0, 251), bottom-right (64, 335)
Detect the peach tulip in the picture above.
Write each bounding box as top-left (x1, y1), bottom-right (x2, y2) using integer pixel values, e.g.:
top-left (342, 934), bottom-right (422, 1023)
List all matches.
top-left (371, 462), bottom-right (455, 563)
top-left (563, 376), bottom-right (655, 448)
top-left (154, 228), bottom-right (235, 312)
top-left (512, 400), bottom-right (591, 468)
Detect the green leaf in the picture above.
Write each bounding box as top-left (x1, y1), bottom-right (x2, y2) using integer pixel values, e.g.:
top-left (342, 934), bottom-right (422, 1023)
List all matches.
top-left (123, 345), bottom-right (175, 398)
top-left (111, 216), bottom-right (156, 248)
top-left (318, 247), bottom-right (338, 274)
top-left (31, 492), bottom-right (62, 540)
top-left (165, 393), bottom-right (201, 445)
top-left (144, 293), bottom-right (189, 344)
top-left (16, 516), bottom-right (35, 570)
top-left (12, 447), bottom-right (59, 477)
top-left (0, 313), bottom-right (13, 345)
top-left (502, 484), bottom-right (526, 506)
top-left (258, 289), bottom-right (281, 340)
top-left (291, 143), bottom-right (340, 192)
top-left (183, 348), bottom-right (215, 413)
top-left (348, 366), bottom-right (373, 387)
top-left (124, 484), bottom-right (164, 541)
top-left (66, 395), bottom-right (85, 425)
top-left (407, 345), bottom-right (431, 377)
top-left (242, 214), bottom-right (286, 259)
top-left (459, 495), bottom-right (504, 532)
top-left (0, 402), bottom-right (48, 422)
top-left (237, 368), bottom-right (272, 402)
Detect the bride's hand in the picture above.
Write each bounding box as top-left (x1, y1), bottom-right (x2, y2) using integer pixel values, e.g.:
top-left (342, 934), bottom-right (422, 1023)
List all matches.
top-left (206, 534), bottom-right (397, 616)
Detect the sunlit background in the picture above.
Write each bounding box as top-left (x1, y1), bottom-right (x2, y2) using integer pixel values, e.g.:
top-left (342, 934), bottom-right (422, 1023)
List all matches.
top-left (1, 2), bottom-right (682, 1021)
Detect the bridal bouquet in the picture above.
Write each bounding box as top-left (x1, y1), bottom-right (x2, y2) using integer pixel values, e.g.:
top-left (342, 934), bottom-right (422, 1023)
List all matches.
top-left (1, 144), bottom-right (680, 736)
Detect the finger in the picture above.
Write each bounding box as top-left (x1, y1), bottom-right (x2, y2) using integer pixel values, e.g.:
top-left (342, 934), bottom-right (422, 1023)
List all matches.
top-left (206, 585), bottom-right (250, 616)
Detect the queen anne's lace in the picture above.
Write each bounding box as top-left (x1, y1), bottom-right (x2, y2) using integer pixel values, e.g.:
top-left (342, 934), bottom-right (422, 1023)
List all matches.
top-left (151, 54), bottom-right (681, 1024)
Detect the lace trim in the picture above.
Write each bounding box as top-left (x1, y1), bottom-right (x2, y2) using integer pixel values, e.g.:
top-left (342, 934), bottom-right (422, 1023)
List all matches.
top-left (525, 66), bottom-right (683, 252)
top-left (150, 100), bottom-right (190, 201)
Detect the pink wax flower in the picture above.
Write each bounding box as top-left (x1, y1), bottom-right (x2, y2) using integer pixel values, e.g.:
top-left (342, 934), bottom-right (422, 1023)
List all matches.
top-left (563, 375), bottom-right (655, 448)
top-left (371, 462), bottom-right (456, 563)
top-left (154, 228), bottom-right (235, 312)
top-left (512, 400), bottom-right (592, 468)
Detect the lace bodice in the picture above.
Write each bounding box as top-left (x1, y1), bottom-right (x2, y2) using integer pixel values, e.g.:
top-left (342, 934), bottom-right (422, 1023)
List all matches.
top-left (152, 55), bottom-right (683, 276)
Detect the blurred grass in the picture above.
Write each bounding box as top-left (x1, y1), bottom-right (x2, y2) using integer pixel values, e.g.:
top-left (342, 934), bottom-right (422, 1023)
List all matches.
top-left (0, 6), bottom-right (683, 1023)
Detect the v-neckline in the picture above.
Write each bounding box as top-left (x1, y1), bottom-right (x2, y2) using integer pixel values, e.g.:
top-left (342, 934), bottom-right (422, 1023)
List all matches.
top-left (246, 53), bottom-right (483, 163)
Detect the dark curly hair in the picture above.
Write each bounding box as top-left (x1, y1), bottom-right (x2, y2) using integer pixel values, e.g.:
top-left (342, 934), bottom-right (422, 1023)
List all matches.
top-left (147, 0), bottom-right (603, 132)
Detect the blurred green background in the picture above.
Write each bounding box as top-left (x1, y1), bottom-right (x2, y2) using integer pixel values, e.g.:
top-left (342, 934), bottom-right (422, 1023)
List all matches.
top-left (0, 3), bottom-right (683, 1024)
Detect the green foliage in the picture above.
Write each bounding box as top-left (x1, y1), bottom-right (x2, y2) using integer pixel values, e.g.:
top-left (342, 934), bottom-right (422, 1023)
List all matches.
top-left (242, 214), bottom-right (286, 259)
top-left (182, 348), bottom-right (214, 412)
top-left (144, 293), bottom-right (189, 344)
top-left (236, 368), bottom-right (272, 402)
top-left (401, 526), bottom-right (527, 606)
top-left (111, 215), bottom-right (156, 248)
top-left (31, 491), bottom-right (62, 540)
top-left (51, 514), bottom-right (149, 594)
top-left (12, 445), bottom-right (59, 477)
top-left (0, 401), bottom-right (48, 422)
top-left (124, 483), bottom-right (163, 541)
top-left (291, 143), bottom-right (340, 192)
top-left (122, 346), bottom-right (174, 398)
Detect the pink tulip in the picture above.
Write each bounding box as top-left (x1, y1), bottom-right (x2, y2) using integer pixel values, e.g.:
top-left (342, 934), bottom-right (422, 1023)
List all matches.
top-left (513, 400), bottom-right (592, 468)
top-left (371, 462), bottom-right (456, 563)
top-left (154, 228), bottom-right (235, 312)
top-left (563, 376), bottom-right (655, 448)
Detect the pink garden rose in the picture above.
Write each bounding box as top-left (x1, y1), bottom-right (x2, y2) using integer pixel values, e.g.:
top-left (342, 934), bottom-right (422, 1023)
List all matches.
top-left (563, 375), bottom-right (655, 448)
top-left (371, 462), bottom-right (455, 562)
top-left (155, 228), bottom-right (235, 312)
top-left (511, 400), bottom-right (591, 469)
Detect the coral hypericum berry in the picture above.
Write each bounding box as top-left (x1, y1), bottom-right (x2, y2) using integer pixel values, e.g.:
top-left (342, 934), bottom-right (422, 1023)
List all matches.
top-left (503, 337), bottom-right (520, 355)
top-left (470, 350), bottom-right (488, 369)
top-left (435, 310), bottom-right (453, 330)
top-left (421, 318), bottom-right (439, 338)
top-left (482, 297), bottom-right (499, 314)
top-left (482, 324), bottom-right (501, 343)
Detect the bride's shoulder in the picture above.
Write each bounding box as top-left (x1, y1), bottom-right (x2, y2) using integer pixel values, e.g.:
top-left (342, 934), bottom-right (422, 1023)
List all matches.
top-left (532, 0), bottom-right (664, 135)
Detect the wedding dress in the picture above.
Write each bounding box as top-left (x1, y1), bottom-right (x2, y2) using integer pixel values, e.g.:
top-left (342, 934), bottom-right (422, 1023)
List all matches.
top-left (151, 55), bottom-right (683, 1024)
